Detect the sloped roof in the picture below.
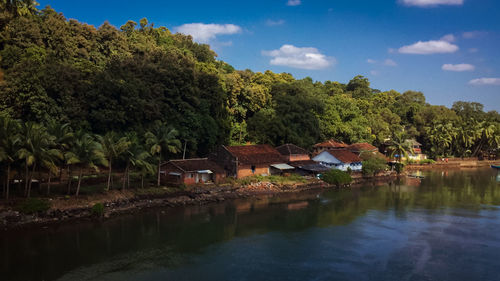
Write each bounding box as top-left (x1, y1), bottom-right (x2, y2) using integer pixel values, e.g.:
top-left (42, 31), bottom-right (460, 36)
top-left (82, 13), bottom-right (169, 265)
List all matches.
top-left (288, 160), bottom-right (317, 167)
top-left (347, 143), bottom-right (378, 152)
top-left (313, 139), bottom-right (348, 148)
top-left (225, 144), bottom-right (284, 165)
top-left (327, 150), bottom-right (362, 164)
top-left (165, 158), bottom-right (225, 174)
top-left (276, 144), bottom-right (308, 155)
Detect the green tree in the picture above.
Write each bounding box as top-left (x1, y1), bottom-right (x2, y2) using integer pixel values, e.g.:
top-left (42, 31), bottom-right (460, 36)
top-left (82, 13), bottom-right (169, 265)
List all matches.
top-left (0, 113), bottom-right (21, 199)
top-left (98, 132), bottom-right (130, 191)
top-left (145, 121), bottom-right (181, 187)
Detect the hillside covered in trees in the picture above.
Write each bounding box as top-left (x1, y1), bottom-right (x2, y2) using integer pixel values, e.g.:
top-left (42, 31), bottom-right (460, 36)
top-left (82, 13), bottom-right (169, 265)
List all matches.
top-left (1, 4), bottom-right (500, 159)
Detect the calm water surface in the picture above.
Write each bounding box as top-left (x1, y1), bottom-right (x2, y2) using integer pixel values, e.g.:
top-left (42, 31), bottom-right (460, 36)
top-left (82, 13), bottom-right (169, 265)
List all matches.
top-left (2, 168), bottom-right (500, 281)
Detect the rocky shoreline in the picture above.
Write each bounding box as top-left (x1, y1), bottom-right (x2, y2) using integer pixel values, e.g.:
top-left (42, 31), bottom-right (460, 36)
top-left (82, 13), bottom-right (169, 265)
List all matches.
top-left (0, 173), bottom-right (398, 231)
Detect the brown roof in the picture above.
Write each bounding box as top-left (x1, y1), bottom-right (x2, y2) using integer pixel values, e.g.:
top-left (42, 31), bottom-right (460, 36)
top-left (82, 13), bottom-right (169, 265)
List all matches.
top-left (165, 158), bottom-right (225, 174)
top-left (225, 144), bottom-right (284, 165)
top-left (314, 139), bottom-right (348, 148)
top-left (276, 144), bottom-right (308, 156)
top-left (347, 143), bottom-right (378, 152)
top-left (288, 160), bottom-right (317, 167)
top-left (327, 150), bottom-right (362, 163)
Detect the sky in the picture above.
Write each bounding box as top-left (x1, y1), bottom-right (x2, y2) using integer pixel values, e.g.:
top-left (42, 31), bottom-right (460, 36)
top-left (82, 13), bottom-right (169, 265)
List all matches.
top-left (37, 0), bottom-right (500, 112)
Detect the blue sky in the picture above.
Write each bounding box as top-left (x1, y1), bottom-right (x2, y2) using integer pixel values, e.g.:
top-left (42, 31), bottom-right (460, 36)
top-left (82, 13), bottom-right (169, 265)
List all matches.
top-left (38, 0), bottom-right (500, 112)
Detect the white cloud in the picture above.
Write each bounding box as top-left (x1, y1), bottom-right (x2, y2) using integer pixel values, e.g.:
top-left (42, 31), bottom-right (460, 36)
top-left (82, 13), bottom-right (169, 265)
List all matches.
top-left (398, 40), bottom-right (459, 54)
top-left (469, 78), bottom-right (500, 86)
top-left (442, 63), bottom-right (475, 71)
top-left (175, 23), bottom-right (242, 43)
top-left (367, 59), bottom-right (377, 64)
top-left (266, 19), bottom-right (285, 26)
top-left (384, 59), bottom-right (398, 66)
top-left (287, 0), bottom-right (301, 6)
top-left (262, 44), bottom-right (335, 70)
top-left (400, 0), bottom-right (463, 7)
top-left (440, 34), bottom-right (456, 42)
top-left (462, 31), bottom-right (488, 39)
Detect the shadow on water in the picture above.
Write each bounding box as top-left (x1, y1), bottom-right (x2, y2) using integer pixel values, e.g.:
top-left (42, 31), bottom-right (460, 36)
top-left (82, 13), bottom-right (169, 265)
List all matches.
top-left (1, 168), bottom-right (500, 281)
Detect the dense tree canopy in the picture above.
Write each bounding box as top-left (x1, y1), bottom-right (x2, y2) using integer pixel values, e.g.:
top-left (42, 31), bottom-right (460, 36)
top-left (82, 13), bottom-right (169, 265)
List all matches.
top-left (0, 4), bottom-right (499, 162)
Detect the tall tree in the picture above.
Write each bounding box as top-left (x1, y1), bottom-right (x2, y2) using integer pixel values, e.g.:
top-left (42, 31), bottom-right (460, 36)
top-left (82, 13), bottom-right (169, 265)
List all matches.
top-left (98, 132), bottom-right (130, 191)
top-left (0, 113), bottom-right (20, 199)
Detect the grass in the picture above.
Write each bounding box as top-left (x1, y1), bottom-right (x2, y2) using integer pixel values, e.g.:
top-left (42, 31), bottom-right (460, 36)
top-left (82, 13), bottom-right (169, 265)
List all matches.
top-left (17, 198), bottom-right (51, 214)
top-left (237, 174), bottom-right (307, 185)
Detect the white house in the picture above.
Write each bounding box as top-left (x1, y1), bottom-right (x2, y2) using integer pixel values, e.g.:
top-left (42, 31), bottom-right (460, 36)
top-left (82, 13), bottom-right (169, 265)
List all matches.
top-left (312, 150), bottom-right (362, 171)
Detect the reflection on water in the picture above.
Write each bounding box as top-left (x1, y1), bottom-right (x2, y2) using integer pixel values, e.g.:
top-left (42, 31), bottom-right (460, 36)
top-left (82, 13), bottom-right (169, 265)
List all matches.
top-left (1, 169), bottom-right (500, 281)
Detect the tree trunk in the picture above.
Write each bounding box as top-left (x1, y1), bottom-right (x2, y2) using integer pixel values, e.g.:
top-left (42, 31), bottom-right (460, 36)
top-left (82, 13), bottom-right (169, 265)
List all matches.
top-left (5, 164), bottom-right (10, 200)
top-left (157, 158), bottom-right (161, 187)
top-left (27, 163), bottom-right (36, 198)
top-left (141, 175), bottom-right (144, 189)
top-left (24, 160), bottom-right (29, 196)
top-left (67, 166), bottom-right (72, 195)
top-left (122, 162), bottom-right (129, 191)
top-left (106, 160), bottom-right (112, 191)
top-left (47, 173), bottom-right (51, 196)
top-left (75, 168), bottom-right (83, 197)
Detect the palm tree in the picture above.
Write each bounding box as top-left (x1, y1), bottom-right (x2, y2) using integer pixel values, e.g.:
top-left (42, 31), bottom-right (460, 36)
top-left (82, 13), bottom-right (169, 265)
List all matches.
top-left (121, 132), bottom-right (153, 190)
top-left (17, 122), bottom-right (59, 197)
top-left (388, 132), bottom-right (414, 163)
top-left (145, 121), bottom-right (181, 187)
top-left (46, 120), bottom-right (73, 194)
top-left (97, 132), bottom-right (130, 191)
top-left (66, 133), bottom-right (107, 196)
top-left (0, 114), bottom-right (21, 199)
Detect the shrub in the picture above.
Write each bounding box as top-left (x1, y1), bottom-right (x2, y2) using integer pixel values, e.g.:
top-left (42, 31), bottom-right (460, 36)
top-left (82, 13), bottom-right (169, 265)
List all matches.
top-left (395, 162), bottom-right (405, 174)
top-left (18, 198), bottom-right (51, 214)
top-left (321, 169), bottom-right (353, 187)
top-left (362, 157), bottom-right (387, 176)
top-left (91, 203), bottom-right (105, 217)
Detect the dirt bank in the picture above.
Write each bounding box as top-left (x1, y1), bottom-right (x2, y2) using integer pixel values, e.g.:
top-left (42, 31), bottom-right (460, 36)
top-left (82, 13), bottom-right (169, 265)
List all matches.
top-left (0, 173), bottom-right (397, 231)
top-left (406, 160), bottom-right (497, 171)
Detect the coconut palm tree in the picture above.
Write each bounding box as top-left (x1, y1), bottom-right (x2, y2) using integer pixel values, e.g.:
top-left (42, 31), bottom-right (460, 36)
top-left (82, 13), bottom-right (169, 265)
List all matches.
top-left (66, 132), bottom-right (107, 196)
top-left (145, 121), bottom-right (181, 187)
top-left (121, 132), bottom-right (153, 190)
top-left (46, 120), bottom-right (73, 194)
top-left (17, 122), bottom-right (60, 197)
top-left (97, 132), bottom-right (130, 191)
top-left (388, 132), bottom-right (414, 163)
top-left (0, 114), bottom-right (21, 199)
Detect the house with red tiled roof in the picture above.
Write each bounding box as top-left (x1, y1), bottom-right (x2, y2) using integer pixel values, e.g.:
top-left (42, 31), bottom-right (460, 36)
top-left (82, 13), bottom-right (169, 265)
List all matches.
top-left (161, 158), bottom-right (226, 186)
top-left (312, 150), bottom-right (362, 171)
top-left (312, 139), bottom-right (348, 155)
top-left (210, 145), bottom-right (292, 178)
top-left (347, 143), bottom-right (378, 154)
top-left (276, 144), bottom-right (310, 162)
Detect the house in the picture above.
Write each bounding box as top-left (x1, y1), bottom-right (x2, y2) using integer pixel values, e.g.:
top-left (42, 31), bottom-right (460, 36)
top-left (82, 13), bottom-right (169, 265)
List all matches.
top-left (313, 139), bottom-right (348, 155)
top-left (347, 143), bottom-right (378, 155)
top-left (312, 150), bottom-right (362, 171)
top-left (276, 144), bottom-right (311, 162)
top-left (210, 144), bottom-right (292, 178)
top-left (406, 139), bottom-right (427, 161)
top-left (161, 158), bottom-right (226, 186)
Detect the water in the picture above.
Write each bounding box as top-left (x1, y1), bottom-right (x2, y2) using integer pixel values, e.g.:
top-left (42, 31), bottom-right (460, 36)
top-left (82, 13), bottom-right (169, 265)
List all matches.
top-left (2, 169), bottom-right (500, 281)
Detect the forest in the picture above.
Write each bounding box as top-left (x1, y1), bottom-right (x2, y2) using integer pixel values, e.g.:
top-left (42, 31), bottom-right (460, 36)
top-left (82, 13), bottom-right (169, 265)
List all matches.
top-left (1, 2), bottom-right (500, 198)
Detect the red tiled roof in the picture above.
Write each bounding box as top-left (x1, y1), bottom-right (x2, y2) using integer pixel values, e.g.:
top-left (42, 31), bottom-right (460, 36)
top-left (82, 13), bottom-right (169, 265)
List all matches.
top-left (327, 150), bottom-right (362, 163)
top-left (276, 144), bottom-right (308, 155)
top-left (347, 143), bottom-right (378, 152)
top-left (225, 144), bottom-right (284, 165)
top-left (314, 139), bottom-right (348, 148)
top-left (165, 158), bottom-right (225, 174)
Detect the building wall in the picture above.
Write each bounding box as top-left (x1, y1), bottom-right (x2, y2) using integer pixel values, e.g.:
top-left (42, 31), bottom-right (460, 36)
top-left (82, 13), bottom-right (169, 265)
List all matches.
top-left (237, 164), bottom-right (270, 178)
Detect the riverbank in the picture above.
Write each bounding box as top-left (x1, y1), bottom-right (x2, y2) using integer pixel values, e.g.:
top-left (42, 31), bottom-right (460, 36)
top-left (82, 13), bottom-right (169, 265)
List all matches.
top-left (406, 159), bottom-right (498, 170)
top-left (0, 172), bottom-right (397, 230)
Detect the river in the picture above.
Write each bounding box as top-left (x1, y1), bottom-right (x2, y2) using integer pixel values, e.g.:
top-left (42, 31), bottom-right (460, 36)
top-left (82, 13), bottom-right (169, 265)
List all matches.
top-left (2, 168), bottom-right (500, 281)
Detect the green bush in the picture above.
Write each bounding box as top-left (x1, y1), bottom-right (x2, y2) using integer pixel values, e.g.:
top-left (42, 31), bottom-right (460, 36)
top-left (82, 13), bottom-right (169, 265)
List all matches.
top-left (420, 159), bottom-right (436, 165)
top-left (18, 198), bottom-right (51, 214)
top-left (91, 203), bottom-right (105, 217)
top-left (362, 157), bottom-right (388, 176)
top-left (321, 169), bottom-right (353, 186)
top-left (395, 162), bottom-right (405, 174)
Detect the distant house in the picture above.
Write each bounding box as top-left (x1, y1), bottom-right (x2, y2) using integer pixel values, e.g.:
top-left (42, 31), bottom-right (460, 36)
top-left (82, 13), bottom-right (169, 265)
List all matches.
top-left (211, 145), bottom-right (292, 178)
top-left (276, 144), bottom-right (310, 162)
top-left (312, 150), bottom-right (362, 171)
top-left (347, 143), bottom-right (378, 155)
top-left (161, 158), bottom-right (226, 186)
top-left (288, 160), bottom-right (331, 177)
top-left (313, 139), bottom-right (348, 155)
top-left (406, 139), bottom-right (427, 161)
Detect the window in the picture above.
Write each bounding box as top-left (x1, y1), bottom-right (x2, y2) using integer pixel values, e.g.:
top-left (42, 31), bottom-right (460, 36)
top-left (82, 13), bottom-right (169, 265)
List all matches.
top-left (251, 165), bottom-right (256, 173)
